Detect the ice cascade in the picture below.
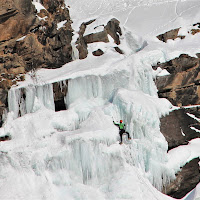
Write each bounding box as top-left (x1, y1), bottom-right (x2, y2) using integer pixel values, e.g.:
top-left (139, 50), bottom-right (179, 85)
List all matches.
top-left (6, 51), bottom-right (175, 194)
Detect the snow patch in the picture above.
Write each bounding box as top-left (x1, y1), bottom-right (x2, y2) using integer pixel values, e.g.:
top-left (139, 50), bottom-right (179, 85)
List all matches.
top-left (57, 20), bottom-right (68, 30)
top-left (32, 2), bottom-right (46, 13)
top-left (16, 36), bottom-right (26, 42)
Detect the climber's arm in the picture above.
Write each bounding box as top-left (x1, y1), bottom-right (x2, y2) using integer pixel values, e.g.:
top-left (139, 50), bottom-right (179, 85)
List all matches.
top-left (113, 121), bottom-right (119, 127)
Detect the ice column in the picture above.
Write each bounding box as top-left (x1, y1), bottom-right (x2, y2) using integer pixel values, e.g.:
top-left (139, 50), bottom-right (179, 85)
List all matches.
top-left (71, 43), bottom-right (79, 60)
top-left (8, 88), bottom-right (26, 119)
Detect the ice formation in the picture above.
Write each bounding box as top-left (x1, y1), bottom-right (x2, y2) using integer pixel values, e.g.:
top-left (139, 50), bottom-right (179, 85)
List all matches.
top-left (5, 41), bottom-right (175, 199)
top-left (8, 84), bottom-right (55, 119)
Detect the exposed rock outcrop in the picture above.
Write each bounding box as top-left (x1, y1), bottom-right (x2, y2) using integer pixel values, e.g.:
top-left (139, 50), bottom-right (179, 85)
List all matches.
top-left (157, 22), bottom-right (200, 42)
top-left (0, 0), bottom-right (73, 71)
top-left (0, 135), bottom-right (11, 142)
top-left (76, 18), bottom-right (122, 59)
top-left (105, 18), bottom-right (122, 45)
top-left (53, 81), bottom-right (68, 111)
top-left (160, 108), bottom-right (200, 150)
top-left (155, 54), bottom-right (200, 106)
top-left (0, 0), bottom-right (36, 43)
top-left (157, 28), bottom-right (182, 42)
top-left (165, 158), bottom-right (200, 199)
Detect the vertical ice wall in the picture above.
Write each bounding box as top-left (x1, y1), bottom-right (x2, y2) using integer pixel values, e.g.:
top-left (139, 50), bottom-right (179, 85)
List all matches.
top-left (65, 73), bottom-right (130, 107)
top-left (64, 56), bottom-right (174, 190)
top-left (111, 89), bottom-right (174, 190)
top-left (43, 134), bottom-right (123, 186)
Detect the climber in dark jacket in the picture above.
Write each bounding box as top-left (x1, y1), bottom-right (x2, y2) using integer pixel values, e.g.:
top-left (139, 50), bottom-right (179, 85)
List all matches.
top-left (113, 120), bottom-right (131, 145)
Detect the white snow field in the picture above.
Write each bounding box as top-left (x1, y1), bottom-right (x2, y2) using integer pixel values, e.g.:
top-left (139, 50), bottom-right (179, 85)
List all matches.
top-left (0, 0), bottom-right (199, 199)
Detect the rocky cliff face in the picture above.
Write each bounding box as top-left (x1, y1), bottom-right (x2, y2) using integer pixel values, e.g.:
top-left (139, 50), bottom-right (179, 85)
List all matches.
top-left (154, 54), bottom-right (200, 106)
top-left (156, 27), bottom-right (200, 198)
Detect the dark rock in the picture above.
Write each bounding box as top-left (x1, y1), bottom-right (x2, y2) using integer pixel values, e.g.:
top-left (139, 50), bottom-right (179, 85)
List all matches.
top-left (76, 22), bottom-right (89, 59)
top-left (157, 28), bottom-right (180, 42)
top-left (105, 18), bottom-right (122, 45)
top-left (157, 23), bottom-right (200, 43)
top-left (76, 37), bottom-right (88, 60)
top-left (0, 135), bottom-right (11, 142)
top-left (193, 22), bottom-right (200, 28)
top-left (160, 109), bottom-right (200, 150)
top-left (158, 85), bottom-right (200, 106)
top-left (165, 158), bottom-right (200, 199)
top-left (157, 54), bottom-right (199, 74)
top-left (155, 54), bottom-right (200, 106)
top-left (0, 9), bottom-right (18, 24)
top-left (53, 81), bottom-right (68, 111)
top-left (0, 0), bottom-right (73, 71)
top-left (53, 81), bottom-right (68, 102)
top-left (92, 49), bottom-right (104, 56)
top-left (84, 31), bottom-right (109, 44)
top-left (114, 46), bottom-right (124, 54)
top-left (76, 18), bottom-right (122, 59)
top-left (0, 0), bottom-right (36, 43)
top-left (191, 29), bottom-right (200, 35)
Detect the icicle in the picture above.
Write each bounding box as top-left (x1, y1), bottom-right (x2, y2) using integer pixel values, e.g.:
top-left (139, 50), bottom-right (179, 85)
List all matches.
top-left (35, 84), bottom-right (55, 111)
top-left (1, 108), bottom-right (8, 124)
top-left (25, 86), bottom-right (36, 113)
top-left (71, 42), bottom-right (79, 60)
top-left (8, 88), bottom-right (25, 119)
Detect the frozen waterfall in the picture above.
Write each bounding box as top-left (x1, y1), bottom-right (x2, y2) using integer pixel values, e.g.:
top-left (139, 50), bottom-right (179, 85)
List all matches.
top-left (6, 51), bottom-right (175, 194)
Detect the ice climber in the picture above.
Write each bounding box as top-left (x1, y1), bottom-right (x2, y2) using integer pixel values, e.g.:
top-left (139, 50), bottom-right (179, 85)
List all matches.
top-left (113, 120), bottom-right (131, 145)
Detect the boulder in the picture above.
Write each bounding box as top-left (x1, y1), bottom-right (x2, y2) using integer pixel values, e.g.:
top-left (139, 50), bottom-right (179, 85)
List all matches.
top-left (92, 49), bottom-right (104, 56)
top-left (114, 46), bottom-right (124, 54)
top-left (157, 28), bottom-right (181, 42)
